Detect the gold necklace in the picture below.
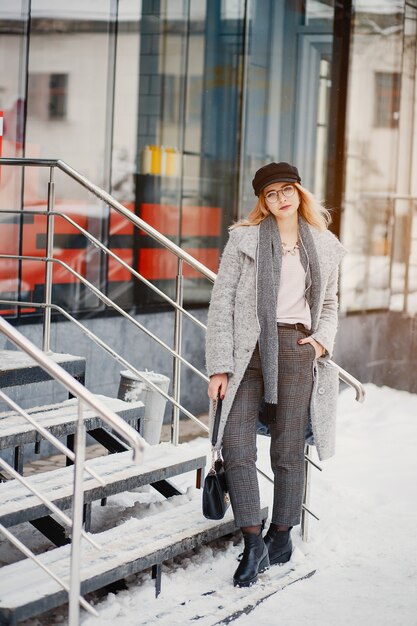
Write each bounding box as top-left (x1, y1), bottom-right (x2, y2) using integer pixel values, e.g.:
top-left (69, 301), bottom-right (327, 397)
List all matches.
top-left (281, 241), bottom-right (299, 256)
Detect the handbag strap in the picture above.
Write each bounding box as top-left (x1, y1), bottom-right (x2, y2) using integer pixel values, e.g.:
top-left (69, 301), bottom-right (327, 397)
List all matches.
top-left (211, 394), bottom-right (222, 447)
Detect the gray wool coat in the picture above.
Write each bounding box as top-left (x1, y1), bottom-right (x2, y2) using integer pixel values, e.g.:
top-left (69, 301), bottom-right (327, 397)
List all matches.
top-left (205, 222), bottom-right (347, 461)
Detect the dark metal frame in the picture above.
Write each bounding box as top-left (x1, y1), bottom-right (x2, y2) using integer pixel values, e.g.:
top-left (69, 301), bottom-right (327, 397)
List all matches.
top-left (325, 0), bottom-right (353, 238)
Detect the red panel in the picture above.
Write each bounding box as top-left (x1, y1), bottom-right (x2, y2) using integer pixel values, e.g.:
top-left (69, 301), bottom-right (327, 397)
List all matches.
top-left (20, 259), bottom-right (46, 290)
top-left (182, 206), bottom-right (221, 237)
top-left (139, 248), bottom-right (177, 280)
top-left (138, 248), bottom-right (219, 280)
top-left (183, 248), bottom-right (220, 276)
top-left (0, 223), bottom-right (19, 257)
top-left (1, 198), bottom-right (221, 313)
top-left (140, 204), bottom-right (221, 237)
top-left (108, 250), bottom-right (134, 282)
top-left (109, 203), bottom-right (135, 236)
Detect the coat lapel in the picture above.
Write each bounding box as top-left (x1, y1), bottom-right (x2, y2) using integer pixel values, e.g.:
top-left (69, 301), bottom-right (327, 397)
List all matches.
top-left (233, 219), bottom-right (345, 335)
top-left (234, 225), bottom-right (258, 259)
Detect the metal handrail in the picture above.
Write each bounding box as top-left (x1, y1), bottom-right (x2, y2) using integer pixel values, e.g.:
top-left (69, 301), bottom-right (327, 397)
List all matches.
top-left (0, 389), bottom-right (105, 485)
top-left (328, 360), bottom-right (366, 402)
top-left (0, 300), bottom-right (210, 435)
top-left (0, 317), bottom-right (145, 460)
top-left (0, 157), bottom-right (366, 419)
top-left (0, 157), bottom-right (366, 547)
top-left (0, 253), bottom-right (208, 384)
top-left (0, 524), bottom-right (98, 617)
top-left (0, 315), bottom-right (145, 622)
top-left (0, 455), bottom-right (101, 550)
top-left (0, 158), bottom-right (216, 283)
top-left (0, 208), bottom-right (207, 332)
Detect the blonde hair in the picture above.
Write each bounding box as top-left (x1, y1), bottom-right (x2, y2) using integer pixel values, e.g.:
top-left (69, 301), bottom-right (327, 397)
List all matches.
top-left (232, 183), bottom-right (331, 231)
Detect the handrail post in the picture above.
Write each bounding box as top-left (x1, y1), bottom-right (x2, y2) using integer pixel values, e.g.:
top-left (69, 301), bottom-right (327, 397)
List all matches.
top-left (301, 444), bottom-right (313, 542)
top-left (68, 399), bottom-right (86, 626)
top-left (171, 259), bottom-right (184, 446)
top-left (43, 166), bottom-right (55, 353)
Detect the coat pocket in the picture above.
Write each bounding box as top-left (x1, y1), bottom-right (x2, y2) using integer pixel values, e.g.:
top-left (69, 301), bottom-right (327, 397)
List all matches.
top-left (311, 360), bottom-right (340, 459)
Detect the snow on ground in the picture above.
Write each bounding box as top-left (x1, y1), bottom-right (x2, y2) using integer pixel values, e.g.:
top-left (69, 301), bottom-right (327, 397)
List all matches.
top-left (6, 383), bottom-right (417, 625)
top-left (236, 384), bottom-right (417, 626)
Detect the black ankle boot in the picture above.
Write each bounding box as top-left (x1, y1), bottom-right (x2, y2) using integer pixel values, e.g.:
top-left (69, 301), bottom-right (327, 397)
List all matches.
top-left (264, 526), bottom-right (293, 565)
top-left (233, 529), bottom-right (270, 587)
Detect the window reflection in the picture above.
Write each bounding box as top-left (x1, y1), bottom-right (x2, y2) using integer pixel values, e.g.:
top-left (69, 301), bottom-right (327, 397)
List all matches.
top-left (239, 0), bottom-right (335, 215)
top-left (374, 72), bottom-right (401, 128)
top-left (304, 0), bottom-right (334, 25)
top-left (2, 0), bottom-right (415, 320)
top-left (340, 1), bottom-right (405, 312)
top-left (0, 1), bottom-right (28, 318)
top-left (133, 0), bottom-right (244, 307)
top-left (22, 0), bottom-right (115, 313)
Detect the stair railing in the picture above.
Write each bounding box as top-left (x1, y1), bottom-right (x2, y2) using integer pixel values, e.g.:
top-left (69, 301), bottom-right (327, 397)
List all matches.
top-left (0, 157), bottom-right (366, 541)
top-left (0, 298), bottom-right (209, 432)
top-left (0, 159), bottom-right (211, 439)
top-left (0, 315), bottom-right (144, 626)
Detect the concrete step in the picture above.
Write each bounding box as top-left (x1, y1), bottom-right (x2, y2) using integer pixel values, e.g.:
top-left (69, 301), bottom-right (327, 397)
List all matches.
top-left (0, 395), bottom-right (144, 450)
top-left (0, 350), bottom-right (86, 389)
top-left (0, 442), bottom-right (206, 527)
top-left (0, 496), bottom-right (268, 625)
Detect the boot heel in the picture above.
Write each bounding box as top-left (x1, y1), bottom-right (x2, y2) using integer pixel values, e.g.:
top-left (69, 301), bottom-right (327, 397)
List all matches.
top-left (281, 550), bottom-right (292, 563)
top-left (270, 550), bottom-right (292, 566)
top-left (265, 527), bottom-right (293, 566)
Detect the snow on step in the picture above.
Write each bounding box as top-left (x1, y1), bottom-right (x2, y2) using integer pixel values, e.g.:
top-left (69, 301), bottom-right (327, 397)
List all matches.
top-left (0, 442), bottom-right (206, 527)
top-left (0, 350), bottom-right (83, 371)
top-left (0, 349), bottom-right (86, 388)
top-left (0, 496), bottom-right (266, 619)
top-left (0, 395), bottom-right (144, 449)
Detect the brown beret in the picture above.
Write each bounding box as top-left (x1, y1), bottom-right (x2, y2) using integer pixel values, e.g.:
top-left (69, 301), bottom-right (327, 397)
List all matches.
top-left (252, 162), bottom-right (301, 196)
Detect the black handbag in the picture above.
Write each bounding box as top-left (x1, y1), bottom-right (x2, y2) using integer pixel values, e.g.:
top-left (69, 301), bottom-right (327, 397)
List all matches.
top-left (202, 396), bottom-right (230, 520)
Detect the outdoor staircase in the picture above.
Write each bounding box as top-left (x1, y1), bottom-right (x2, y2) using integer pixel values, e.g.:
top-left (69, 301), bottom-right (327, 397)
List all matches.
top-left (0, 501), bottom-right (268, 626)
top-left (0, 347), bottom-right (245, 625)
top-left (0, 157), bottom-right (365, 625)
top-left (0, 444), bottom-right (205, 528)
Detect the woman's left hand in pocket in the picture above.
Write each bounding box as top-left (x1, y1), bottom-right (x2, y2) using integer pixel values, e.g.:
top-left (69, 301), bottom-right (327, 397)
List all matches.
top-left (298, 336), bottom-right (325, 359)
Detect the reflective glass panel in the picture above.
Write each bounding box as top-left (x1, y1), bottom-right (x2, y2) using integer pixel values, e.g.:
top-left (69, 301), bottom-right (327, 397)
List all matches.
top-left (239, 0), bottom-right (335, 216)
top-left (22, 0), bottom-right (116, 313)
top-left (0, 1), bottom-right (29, 318)
top-left (340, 0), bottom-right (405, 312)
top-left (134, 0), bottom-right (245, 307)
top-left (108, 0), bottom-right (141, 308)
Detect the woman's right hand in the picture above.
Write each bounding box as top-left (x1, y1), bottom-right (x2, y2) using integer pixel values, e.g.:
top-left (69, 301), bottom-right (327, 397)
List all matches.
top-left (208, 373), bottom-right (228, 401)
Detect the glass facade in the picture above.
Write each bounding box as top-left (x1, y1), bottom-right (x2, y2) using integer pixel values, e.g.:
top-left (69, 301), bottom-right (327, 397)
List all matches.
top-left (0, 1), bottom-right (29, 317)
top-left (1, 0), bottom-right (417, 319)
top-left (239, 0), bottom-right (335, 215)
top-left (339, 1), bottom-right (417, 315)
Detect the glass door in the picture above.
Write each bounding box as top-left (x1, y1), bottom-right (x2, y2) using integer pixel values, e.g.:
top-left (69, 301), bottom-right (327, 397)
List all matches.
top-left (133, 0), bottom-right (246, 307)
top-left (0, 0), bottom-right (30, 318)
top-left (238, 0), bottom-right (336, 217)
top-left (339, 0), bottom-right (405, 313)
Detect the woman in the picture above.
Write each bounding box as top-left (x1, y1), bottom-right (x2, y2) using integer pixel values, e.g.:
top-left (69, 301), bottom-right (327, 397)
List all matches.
top-left (205, 162), bottom-right (346, 588)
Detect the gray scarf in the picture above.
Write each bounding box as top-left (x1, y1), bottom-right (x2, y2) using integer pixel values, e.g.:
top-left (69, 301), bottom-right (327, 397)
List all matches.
top-left (257, 214), bottom-right (321, 422)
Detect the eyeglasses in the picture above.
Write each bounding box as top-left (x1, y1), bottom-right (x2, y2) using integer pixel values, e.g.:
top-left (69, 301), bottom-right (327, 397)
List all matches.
top-left (264, 185), bottom-right (296, 204)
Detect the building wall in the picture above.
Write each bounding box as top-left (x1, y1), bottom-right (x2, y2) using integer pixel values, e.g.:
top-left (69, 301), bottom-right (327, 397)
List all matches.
top-left (336, 313), bottom-right (417, 394)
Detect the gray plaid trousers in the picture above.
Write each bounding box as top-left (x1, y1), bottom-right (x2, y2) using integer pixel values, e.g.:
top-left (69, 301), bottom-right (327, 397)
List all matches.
top-left (222, 327), bottom-right (315, 528)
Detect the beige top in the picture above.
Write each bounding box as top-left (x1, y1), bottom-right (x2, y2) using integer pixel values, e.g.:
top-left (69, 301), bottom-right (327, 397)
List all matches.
top-left (276, 249), bottom-right (311, 329)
